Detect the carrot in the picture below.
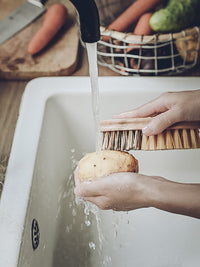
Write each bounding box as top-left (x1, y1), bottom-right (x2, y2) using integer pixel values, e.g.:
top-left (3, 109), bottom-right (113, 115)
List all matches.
top-left (108, 0), bottom-right (161, 32)
top-left (133, 12), bottom-right (153, 35)
top-left (27, 4), bottom-right (68, 55)
top-left (127, 12), bottom-right (153, 70)
top-left (127, 12), bottom-right (153, 53)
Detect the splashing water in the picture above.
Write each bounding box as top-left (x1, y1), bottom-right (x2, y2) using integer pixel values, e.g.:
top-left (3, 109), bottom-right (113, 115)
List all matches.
top-left (75, 196), bottom-right (105, 251)
top-left (55, 149), bottom-right (134, 267)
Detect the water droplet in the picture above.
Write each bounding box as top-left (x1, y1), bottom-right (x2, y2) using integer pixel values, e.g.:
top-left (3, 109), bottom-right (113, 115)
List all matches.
top-left (72, 208), bottom-right (77, 216)
top-left (85, 220), bottom-right (91, 226)
top-left (89, 242), bottom-right (96, 250)
top-left (65, 225), bottom-right (72, 233)
top-left (62, 191), bottom-right (67, 199)
top-left (84, 205), bottom-right (90, 216)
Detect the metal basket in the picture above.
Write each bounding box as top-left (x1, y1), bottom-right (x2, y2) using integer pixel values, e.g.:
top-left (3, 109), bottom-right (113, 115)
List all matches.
top-left (97, 26), bottom-right (200, 76)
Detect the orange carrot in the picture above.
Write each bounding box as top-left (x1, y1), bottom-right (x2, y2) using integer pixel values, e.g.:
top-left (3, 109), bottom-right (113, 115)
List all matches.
top-left (133, 12), bottom-right (153, 35)
top-left (126, 12), bottom-right (153, 71)
top-left (27, 4), bottom-right (68, 55)
top-left (108, 0), bottom-right (161, 32)
top-left (127, 12), bottom-right (153, 53)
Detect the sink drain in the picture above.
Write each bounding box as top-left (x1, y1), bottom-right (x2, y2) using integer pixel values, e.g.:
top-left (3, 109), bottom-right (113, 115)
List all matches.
top-left (31, 219), bottom-right (40, 250)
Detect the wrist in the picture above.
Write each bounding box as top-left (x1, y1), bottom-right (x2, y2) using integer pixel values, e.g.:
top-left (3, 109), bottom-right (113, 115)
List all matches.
top-left (134, 175), bottom-right (163, 208)
top-left (138, 175), bottom-right (172, 208)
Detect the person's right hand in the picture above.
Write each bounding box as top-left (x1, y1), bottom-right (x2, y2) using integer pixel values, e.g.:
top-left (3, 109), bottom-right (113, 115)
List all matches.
top-left (113, 90), bottom-right (200, 136)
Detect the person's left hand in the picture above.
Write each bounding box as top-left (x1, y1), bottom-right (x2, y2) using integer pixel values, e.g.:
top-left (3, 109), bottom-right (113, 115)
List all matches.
top-left (74, 167), bottom-right (161, 211)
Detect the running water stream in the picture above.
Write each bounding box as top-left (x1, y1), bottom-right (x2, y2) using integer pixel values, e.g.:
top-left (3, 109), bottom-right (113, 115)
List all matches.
top-left (85, 42), bottom-right (101, 152)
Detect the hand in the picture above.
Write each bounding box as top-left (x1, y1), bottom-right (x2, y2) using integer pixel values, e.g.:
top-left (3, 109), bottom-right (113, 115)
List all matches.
top-left (74, 168), bottom-right (200, 218)
top-left (113, 90), bottom-right (200, 136)
top-left (74, 168), bottom-right (163, 211)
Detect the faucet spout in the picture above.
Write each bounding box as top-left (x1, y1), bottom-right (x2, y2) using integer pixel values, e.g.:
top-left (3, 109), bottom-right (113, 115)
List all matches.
top-left (69, 0), bottom-right (100, 43)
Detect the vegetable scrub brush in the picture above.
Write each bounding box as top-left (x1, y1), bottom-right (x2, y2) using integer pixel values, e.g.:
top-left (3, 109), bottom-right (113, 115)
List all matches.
top-left (100, 118), bottom-right (200, 151)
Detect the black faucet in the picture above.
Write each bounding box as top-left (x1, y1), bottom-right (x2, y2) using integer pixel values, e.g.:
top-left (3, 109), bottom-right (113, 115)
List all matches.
top-left (69, 0), bottom-right (100, 43)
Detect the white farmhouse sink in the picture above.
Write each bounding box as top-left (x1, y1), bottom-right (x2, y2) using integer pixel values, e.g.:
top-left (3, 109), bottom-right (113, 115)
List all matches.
top-left (0, 77), bottom-right (200, 267)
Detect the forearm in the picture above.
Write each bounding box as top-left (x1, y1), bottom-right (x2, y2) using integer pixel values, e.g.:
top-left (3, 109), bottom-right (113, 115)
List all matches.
top-left (75, 171), bottom-right (200, 218)
top-left (146, 178), bottom-right (200, 219)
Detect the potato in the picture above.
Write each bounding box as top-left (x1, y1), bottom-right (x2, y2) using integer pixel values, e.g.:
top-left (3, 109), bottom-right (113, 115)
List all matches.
top-left (78, 150), bottom-right (138, 182)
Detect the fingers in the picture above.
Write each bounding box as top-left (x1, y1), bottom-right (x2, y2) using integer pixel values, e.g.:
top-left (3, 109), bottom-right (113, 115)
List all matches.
top-left (74, 182), bottom-right (112, 210)
top-left (83, 196), bottom-right (111, 210)
top-left (112, 92), bottom-right (185, 135)
top-left (142, 108), bottom-right (180, 135)
top-left (113, 95), bottom-right (167, 119)
top-left (74, 179), bottom-right (103, 197)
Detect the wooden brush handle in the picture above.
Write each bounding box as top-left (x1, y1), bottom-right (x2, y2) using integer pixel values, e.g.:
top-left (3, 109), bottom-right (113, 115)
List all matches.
top-left (100, 118), bottom-right (200, 132)
top-left (101, 118), bottom-right (152, 131)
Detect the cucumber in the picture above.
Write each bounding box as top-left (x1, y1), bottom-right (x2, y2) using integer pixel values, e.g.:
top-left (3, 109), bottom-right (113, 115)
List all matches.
top-left (149, 0), bottom-right (200, 33)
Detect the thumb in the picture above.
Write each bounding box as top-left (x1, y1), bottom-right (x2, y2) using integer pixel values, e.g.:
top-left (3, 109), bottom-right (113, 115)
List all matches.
top-left (142, 109), bottom-right (179, 136)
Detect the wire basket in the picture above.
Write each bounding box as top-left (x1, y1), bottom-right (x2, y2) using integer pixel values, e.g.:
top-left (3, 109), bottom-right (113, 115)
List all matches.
top-left (97, 26), bottom-right (200, 76)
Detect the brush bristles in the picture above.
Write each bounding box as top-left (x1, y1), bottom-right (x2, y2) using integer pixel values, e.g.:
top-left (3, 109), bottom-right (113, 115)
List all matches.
top-left (102, 129), bottom-right (200, 151)
top-left (102, 130), bottom-right (142, 151)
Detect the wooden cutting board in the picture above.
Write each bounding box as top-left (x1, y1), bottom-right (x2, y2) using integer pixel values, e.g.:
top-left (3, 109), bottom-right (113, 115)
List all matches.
top-left (0, 0), bottom-right (80, 80)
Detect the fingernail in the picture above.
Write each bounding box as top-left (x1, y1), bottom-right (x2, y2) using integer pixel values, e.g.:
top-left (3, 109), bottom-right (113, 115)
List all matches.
top-left (142, 125), bottom-right (154, 136)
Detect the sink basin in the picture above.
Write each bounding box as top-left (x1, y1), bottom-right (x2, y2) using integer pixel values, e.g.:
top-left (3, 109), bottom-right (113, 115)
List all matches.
top-left (0, 77), bottom-right (200, 267)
